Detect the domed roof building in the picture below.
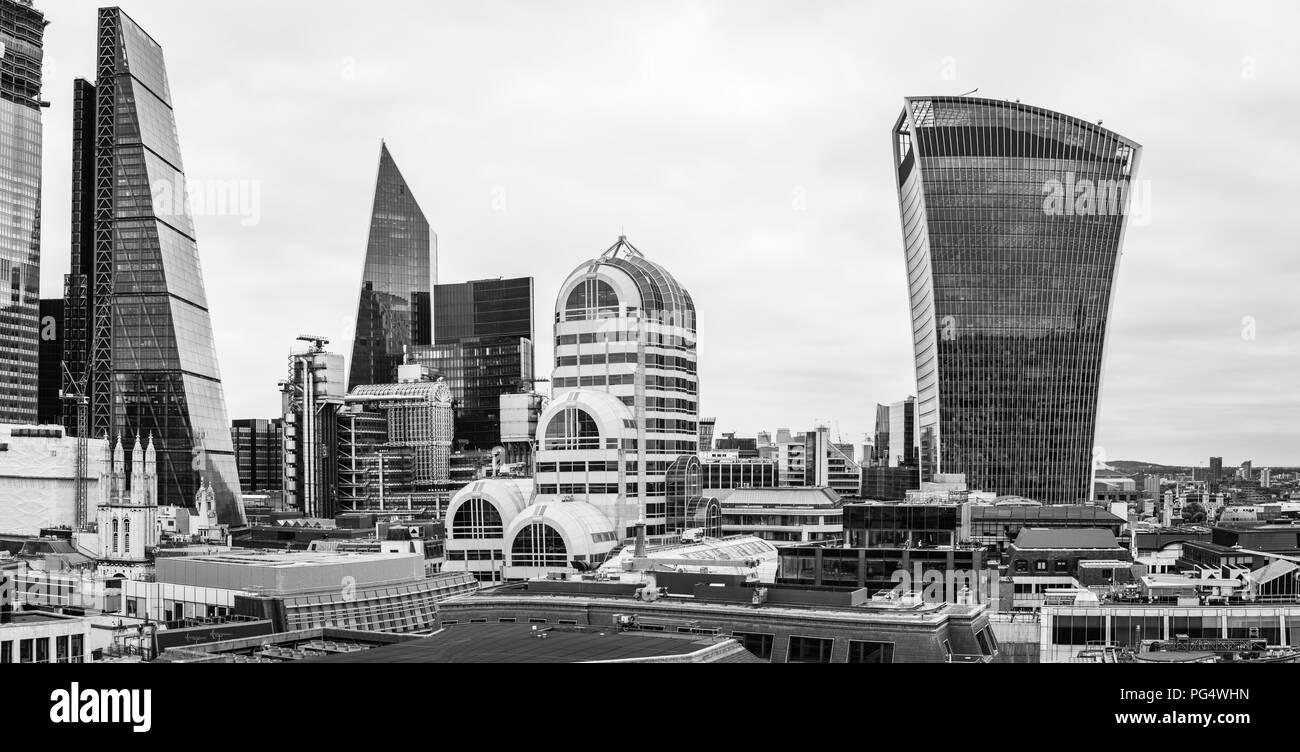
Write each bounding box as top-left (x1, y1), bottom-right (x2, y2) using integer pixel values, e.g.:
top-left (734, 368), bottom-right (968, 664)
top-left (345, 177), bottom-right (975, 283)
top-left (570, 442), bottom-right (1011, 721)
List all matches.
top-left (548, 237), bottom-right (704, 538)
top-left (441, 237), bottom-right (718, 584)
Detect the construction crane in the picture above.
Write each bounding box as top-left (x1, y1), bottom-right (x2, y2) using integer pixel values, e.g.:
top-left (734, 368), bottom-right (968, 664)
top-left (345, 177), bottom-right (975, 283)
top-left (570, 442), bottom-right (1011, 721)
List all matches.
top-left (59, 360), bottom-right (90, 529)
top-left (296, 334), bottom-right (330, 352)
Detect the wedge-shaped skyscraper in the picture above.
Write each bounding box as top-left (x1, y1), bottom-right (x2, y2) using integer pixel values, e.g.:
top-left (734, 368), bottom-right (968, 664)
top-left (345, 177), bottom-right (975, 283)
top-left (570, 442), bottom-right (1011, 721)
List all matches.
top-left (348, 143), bottom-right (434, 389)
top-left (63, 7), bottom-right (244, 525)
top-left (892, 97), bottom-right (1141, 504)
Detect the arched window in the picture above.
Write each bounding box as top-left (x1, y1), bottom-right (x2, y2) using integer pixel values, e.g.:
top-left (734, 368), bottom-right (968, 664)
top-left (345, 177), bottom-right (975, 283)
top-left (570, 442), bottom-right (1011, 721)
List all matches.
top-left (451, 498), bottom-right (504, 539)
top-left (564, 279), bottom-right (619, 320)
top-left (544, 407), bottom-right (601, 450)
top-left (111, 519), bottom-right (119, 553)
top-left (124, 519), bottom-right (131, 552)
top-left (510, 523), bottom-right (568, 568)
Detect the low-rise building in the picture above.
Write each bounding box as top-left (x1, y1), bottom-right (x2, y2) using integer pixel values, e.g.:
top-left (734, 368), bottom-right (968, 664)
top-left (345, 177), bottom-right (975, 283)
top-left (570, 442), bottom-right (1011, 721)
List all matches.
top-left (434, 577), bottom-right (999, 663)
top-left (715, 486), bottom-right (843, 543)
top-left (1006, 529), bottom-right (1132, 579)
top-left (120, 550), bottom-right (476, 632)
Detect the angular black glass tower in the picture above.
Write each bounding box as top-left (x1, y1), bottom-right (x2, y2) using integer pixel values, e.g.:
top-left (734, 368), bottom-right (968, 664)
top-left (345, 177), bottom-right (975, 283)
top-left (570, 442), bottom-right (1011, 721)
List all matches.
top-left (892, 96), bottom-right (1141, 504)
top-left (0, 0), bottom-right (45, 424)
top-left (63, 7), bottom-right (244, 525)
top-left (408, 276), bottom-right (533, 450)
top-left (348, 143), bottom-right (434, 389)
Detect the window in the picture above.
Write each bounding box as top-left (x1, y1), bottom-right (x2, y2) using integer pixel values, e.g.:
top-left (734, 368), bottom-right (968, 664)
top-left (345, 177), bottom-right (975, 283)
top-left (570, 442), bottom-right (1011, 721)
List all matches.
top-left (975, 627), bottom-right (998, 656)
top-left (1054, 558), bottom-right (1069, 573)
top-left (1034, 560), bottom-right (1047, 572)
top-left (847, 640), bottom-right (894, 663)
top-left (1014, 559), bottom-right (1028, 573)
top-left (56, 636), bottom-right (69, 664)
top-left (451, 498), bottom-right (504, 539)
top-left (544, 407), bottom-right (602, 450)
top-left (786, 635), bottom-right (834, 663)
top-left (19, 638), bottom-right (33, 663)
top-left (564, 279), bottom-right (619, 319)
top-left (0, 641), bottom-right (10, 664)
top-left (510, 523), bottom-right (568, 568)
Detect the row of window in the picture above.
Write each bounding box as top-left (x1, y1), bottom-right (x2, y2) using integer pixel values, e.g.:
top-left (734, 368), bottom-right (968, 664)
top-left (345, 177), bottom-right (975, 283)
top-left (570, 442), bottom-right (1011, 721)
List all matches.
top-left (0, 634), bottom-right (86, 664)
top-left (555, 331), bottom-right (696, 350)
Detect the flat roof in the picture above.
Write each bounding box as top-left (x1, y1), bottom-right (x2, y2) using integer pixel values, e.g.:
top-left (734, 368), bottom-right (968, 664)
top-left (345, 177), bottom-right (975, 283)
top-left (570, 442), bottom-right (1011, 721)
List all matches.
top-left (0, 610), bottom-right (81, 626)
top-left (453, 587), bottom-right (984, 625)
top-left (302, 624), bottom-right (754, 663)
top-left (170, 550), bottom-right (416, 568)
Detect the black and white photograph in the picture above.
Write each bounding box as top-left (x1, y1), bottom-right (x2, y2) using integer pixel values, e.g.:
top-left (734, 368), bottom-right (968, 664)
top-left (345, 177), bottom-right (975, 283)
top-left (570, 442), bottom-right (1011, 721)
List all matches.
top-left (1, 0), bottom-right (1296, 734)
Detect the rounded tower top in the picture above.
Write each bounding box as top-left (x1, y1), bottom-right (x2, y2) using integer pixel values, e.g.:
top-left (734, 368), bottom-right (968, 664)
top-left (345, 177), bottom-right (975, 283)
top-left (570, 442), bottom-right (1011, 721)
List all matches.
top-left (555, 236), bottom-right (695, 330)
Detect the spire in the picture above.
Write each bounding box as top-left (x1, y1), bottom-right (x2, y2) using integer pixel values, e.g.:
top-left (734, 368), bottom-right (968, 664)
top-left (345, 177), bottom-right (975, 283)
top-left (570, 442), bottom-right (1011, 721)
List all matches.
top-left (112, 433), bottom-right (124, 470)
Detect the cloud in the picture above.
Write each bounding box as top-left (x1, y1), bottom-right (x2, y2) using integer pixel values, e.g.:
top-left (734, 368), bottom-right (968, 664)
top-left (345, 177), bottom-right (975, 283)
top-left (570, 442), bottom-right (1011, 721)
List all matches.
top-left (35, 0), bottom-right (1300, 465)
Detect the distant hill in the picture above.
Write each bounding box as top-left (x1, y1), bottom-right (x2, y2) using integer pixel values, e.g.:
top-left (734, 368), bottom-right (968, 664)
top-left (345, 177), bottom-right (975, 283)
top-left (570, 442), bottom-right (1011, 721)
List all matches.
top-left (1106, 460), bottom-right (1193, 475)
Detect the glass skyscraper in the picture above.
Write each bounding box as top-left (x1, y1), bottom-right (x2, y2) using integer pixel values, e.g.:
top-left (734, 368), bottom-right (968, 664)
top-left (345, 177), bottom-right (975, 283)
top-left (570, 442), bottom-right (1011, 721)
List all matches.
top-left (62, 7), bottom-right (244, 525)
top-left (0, 0), bottom-right (45, 425)
top-left (892, 96), bottom-right (1141, 505)
top-left (348, 143), bottom-right (434, 389)
top-left (409, 276), bottom-right (534, 450)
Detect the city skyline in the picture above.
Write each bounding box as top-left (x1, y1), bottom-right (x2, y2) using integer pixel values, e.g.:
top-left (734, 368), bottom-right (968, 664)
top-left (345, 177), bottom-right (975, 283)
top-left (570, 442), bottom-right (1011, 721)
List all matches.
top-left (29, 1), bottom-right (1300, 466)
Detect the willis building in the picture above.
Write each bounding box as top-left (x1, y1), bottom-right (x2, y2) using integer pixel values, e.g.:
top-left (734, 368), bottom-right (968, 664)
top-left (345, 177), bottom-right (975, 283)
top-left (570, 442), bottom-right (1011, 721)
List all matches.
top-left (62, 7), bottom-right (245, 524)
top-left (892, 96), bottom-right (1141, 505)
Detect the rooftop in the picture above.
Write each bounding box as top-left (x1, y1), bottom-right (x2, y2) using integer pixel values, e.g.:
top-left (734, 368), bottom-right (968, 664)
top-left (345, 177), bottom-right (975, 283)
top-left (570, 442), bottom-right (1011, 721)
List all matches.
top-left (1012, 528), bottom-right (1123, 550)
top-left (716, 486), bottom-right (843, 508)
top-left (302, 623), bottom-right (758, 663)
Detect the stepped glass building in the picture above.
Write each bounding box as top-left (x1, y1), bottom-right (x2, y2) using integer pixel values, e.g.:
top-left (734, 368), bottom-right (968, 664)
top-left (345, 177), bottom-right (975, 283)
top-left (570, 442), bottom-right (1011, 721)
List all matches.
top-left (892, 96), bottom-right (1141, 505)
top-left (0, 0), bottom-right (45, 424)
top-left (348, 143), bottom-right (434, 389)
top-left (62, 8), bottom-right (244, 524)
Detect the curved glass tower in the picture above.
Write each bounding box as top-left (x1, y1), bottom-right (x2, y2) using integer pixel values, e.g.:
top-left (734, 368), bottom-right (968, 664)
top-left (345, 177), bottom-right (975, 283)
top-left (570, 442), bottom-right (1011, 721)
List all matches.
top-left (892, 97), bottom-right (1141, 504)
top-left (347, 143), bottom-right (433, 389)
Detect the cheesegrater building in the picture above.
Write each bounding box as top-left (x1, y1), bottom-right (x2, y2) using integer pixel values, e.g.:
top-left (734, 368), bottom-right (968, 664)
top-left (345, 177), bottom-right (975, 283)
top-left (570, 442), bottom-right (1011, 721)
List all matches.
top-left (61, 7), bottom-right (245, 524)
top-left (892, 96), bottom-right (1141, 505)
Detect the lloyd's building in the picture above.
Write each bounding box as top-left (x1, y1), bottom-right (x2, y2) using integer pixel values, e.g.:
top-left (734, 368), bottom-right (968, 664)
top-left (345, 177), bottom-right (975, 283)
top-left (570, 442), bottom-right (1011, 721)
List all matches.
top-left (892, 96), bottom-right (1141, 505)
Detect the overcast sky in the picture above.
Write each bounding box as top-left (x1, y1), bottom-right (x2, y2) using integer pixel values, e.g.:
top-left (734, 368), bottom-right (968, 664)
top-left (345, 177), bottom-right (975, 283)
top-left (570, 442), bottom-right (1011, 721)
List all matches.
top-left (35, 1), bottom-right (1300, 466)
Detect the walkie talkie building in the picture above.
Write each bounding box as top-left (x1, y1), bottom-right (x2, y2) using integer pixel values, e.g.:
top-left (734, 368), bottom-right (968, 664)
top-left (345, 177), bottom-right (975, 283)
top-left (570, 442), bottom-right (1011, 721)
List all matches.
top-left (892, 97), bottom-right (1141, 505)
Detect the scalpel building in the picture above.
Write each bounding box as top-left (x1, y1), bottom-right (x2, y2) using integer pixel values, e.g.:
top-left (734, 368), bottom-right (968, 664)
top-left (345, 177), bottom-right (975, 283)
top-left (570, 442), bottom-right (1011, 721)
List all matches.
top-left (891, 97), bottom-right (1141, 505)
